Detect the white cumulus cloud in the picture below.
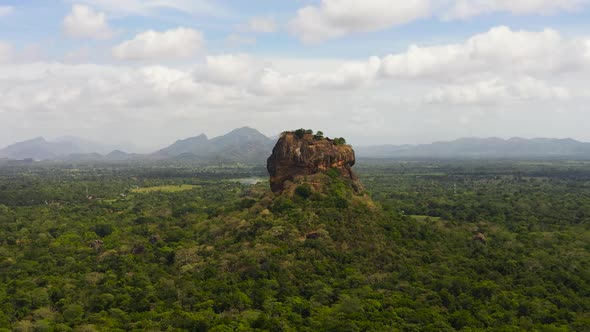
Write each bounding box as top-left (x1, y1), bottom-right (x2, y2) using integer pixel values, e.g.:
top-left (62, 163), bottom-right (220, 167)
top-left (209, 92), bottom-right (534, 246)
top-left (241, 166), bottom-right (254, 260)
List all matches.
top-left (63, 4), bottom-right (113, 40)
top-left (197, 54), bottom-right (265, 85)
top-left (380, 26), bottom-right (589, 79)
top-left (2, 25), bottom-right (590, 148)
top-left (193, 26), bottom-right (590, 97)
top-left (290, 0), bottom-right (590, 42)
top-left (112, 27), bottom-right (204, 61)
top-left (290, 0), bottom-right (431, 43)
top-left (425, 77), bottom-right (571, 105)
top-left (193, 54), bottom-right (381, 96)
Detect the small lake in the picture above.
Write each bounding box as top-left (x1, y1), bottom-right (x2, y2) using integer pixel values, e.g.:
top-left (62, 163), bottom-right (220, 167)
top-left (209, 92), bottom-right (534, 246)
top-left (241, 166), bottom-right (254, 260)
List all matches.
top-left (234, 177), bottom-right (265, 185)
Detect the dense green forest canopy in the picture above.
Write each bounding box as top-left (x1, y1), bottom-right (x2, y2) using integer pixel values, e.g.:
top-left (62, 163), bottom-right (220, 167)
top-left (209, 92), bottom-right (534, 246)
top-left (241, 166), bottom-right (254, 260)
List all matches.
top-left (0, 160), bottom-right (589, 331)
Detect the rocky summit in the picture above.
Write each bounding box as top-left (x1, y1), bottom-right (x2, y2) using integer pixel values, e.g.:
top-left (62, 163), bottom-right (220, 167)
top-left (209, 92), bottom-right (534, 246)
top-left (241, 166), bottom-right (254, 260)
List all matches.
top-left (267, 129), bottom-right (362, 193)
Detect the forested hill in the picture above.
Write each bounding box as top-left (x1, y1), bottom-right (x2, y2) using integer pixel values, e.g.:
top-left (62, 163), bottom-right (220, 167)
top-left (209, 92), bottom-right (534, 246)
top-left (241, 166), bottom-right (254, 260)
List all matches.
top-left (0, 162), bottom-right (589, 330)
top-left (357, 137), bottom-right (590, 159)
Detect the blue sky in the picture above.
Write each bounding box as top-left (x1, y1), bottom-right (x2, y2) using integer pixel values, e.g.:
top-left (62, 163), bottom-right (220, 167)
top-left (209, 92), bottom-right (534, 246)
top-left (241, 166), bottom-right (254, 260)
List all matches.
top-left (1, 0), bottom-right (590, 150)
top-left (3, 0), bottom-right (589, 59)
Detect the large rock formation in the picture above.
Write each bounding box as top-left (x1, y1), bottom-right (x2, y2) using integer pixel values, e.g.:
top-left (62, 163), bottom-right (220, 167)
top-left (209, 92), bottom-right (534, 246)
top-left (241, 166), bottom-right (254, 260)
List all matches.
top-left (267, 131), bottom-right (362, 193)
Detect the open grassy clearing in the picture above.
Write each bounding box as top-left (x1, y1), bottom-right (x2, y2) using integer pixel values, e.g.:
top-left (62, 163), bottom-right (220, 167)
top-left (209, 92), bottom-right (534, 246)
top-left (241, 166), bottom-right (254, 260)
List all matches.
top-left (409, 214), bottom-right (442, 222)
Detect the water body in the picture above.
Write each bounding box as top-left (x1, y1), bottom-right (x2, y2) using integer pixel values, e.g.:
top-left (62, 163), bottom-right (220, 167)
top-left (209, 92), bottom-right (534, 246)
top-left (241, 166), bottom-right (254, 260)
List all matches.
top-left (235, 177), bottom-right (265, 185)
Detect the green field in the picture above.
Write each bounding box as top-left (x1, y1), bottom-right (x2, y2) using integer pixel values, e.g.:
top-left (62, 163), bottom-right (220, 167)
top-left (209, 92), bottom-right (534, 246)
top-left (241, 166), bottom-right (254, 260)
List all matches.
top-left (131, 184), bottom-right (199, 193)
top-left (409, 214), bottom-right (441, 222)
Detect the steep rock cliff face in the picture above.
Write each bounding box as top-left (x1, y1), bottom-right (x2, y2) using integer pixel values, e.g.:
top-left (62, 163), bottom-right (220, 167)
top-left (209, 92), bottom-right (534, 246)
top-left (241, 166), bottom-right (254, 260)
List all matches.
top-left (267, 132), bottom-right (361, 193)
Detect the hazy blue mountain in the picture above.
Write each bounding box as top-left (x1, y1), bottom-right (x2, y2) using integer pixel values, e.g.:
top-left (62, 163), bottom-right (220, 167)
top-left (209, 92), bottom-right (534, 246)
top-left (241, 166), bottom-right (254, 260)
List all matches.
top-left (0, 134), bottom-right (148, 162)
top-left (0, 136), bottom-right (123, 160)
top-left (0, 137), bottom-right (83, 160)
top-left (208, 127), bottom-right (274, 162)
top-left (104, 150), bottom-right (132, 161)
top-left (357, 137), bottom-right (590, 159)
top-left (155, 134), bottom-right (209, 157)
top-left (153, 127), bottom-right (274, 163)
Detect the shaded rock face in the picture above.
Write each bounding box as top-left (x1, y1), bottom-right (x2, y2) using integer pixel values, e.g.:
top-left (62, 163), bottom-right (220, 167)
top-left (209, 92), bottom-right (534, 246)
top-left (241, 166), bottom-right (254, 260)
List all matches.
top-left (267, 132), bottom-right (360, 193)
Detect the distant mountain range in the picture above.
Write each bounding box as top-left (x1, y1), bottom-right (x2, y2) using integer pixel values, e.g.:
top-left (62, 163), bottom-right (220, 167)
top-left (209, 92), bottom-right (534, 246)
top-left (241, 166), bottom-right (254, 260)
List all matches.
top-left (356, 137), bottom-right (590, 159)
top-left (152, 127), bottom-right (274, 163)
top-left (0, 136), bottom-right (140, 161)
top-left (0, 127), bottom-right (275, 164)
top-left (2, 129), bottom-right (590, 163)
top-left (0, 137), bottom-right (118, 161)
